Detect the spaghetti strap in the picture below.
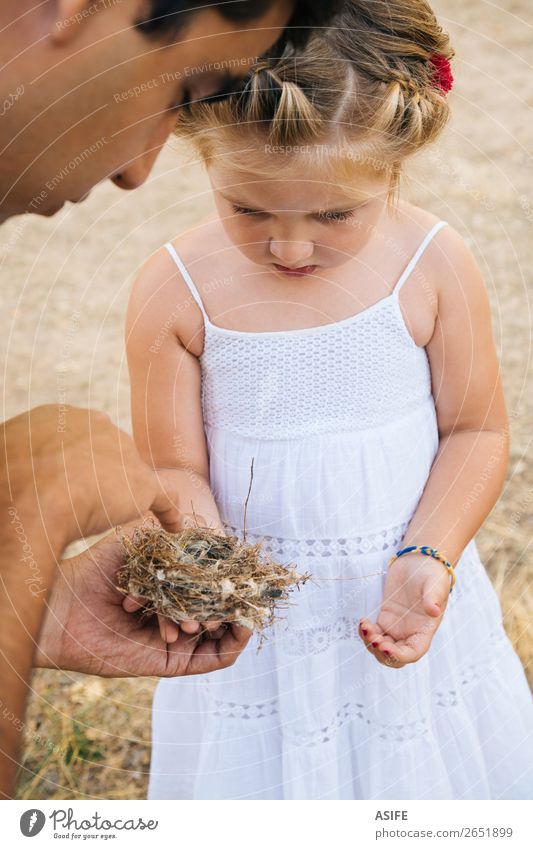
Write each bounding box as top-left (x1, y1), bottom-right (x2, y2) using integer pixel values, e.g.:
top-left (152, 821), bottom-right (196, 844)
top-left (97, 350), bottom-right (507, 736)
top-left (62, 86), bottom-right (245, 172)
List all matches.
top-left (163, 242), bottom-right (210, 323)
top-left (392, 220), bottom-right (448, 297)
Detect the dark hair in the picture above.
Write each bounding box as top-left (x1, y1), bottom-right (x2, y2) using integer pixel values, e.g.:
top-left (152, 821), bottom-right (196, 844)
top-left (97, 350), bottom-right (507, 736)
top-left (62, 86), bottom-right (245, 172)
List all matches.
top-left (136, 0), bottom-right (341, 47)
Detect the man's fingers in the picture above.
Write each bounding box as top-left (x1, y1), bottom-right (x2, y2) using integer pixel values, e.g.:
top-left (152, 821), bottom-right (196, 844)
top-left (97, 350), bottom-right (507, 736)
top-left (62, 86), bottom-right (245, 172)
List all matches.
top-left (216, 624), bottom-right (252, 668)
top-left (122, 595), bottom-right (144, 613)
top-left (186, 624), bottom-right (252, 675)
top-left (122, 595), bottom-right (181, 645)
top-left (202, 620), bottom-right (223, 632)
top-left (180, 620), bottom-right (201, 635)
top-left (157, 614), bottom-right (180, 644)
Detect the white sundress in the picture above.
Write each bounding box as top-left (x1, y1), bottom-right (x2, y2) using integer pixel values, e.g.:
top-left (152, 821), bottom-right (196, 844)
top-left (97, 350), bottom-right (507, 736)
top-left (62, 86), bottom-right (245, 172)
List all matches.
top-left (148, 220), bottom-right (533, 800)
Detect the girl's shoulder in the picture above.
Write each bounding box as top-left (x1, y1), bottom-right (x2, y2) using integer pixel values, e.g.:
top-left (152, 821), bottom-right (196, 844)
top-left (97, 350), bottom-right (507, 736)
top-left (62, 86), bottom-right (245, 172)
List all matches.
top-left (396, 201), bottom-right (477, 284)
top-left (398, 202), bottom-right (484, 301)
top-left (389, 202), bottom-right (487, 348)
top-left (127, 216), bottom-right (234, 358)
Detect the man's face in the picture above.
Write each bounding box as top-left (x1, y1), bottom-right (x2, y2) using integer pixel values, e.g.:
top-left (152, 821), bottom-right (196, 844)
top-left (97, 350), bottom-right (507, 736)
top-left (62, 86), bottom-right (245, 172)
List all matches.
top-left (0, 1), bottom-right (293, 219)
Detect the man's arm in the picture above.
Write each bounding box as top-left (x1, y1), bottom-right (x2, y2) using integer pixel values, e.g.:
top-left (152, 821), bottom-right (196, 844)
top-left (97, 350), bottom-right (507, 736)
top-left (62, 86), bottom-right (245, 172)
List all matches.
top-left (0, 499), bottom-right (65, 797)
top-left (0, 404), bottom-right (183, 797)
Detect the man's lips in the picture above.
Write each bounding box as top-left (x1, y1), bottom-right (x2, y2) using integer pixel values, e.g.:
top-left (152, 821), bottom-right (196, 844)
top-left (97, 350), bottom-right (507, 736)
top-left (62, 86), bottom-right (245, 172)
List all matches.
top-left (273, 263), bottom-right (317, 277)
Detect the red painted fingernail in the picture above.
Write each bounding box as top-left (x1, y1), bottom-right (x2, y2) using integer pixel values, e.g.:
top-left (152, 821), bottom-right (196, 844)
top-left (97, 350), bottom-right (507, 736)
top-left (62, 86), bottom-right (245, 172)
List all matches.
top-left (372, 642), bottom-right (379, 648)
top-left (383, 650), bottom-right (390, 655)
top-left (362, 629), bottom-right (368, 636)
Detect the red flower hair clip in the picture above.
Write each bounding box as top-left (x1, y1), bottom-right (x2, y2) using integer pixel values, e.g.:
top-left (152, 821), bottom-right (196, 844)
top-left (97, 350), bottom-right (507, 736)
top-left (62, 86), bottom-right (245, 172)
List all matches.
top-left (430, 54), bottom-right (454, 94)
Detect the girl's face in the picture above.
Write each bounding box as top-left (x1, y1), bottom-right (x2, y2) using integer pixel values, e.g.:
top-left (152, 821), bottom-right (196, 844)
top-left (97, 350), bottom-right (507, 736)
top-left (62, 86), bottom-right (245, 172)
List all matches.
top-left (208, 158), bottom-right (390, 279)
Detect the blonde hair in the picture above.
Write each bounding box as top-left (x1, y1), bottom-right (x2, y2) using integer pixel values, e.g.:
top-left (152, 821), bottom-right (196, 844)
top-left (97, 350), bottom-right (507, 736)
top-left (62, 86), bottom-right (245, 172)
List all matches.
top-left (176, 0), bottom-right (454, 194)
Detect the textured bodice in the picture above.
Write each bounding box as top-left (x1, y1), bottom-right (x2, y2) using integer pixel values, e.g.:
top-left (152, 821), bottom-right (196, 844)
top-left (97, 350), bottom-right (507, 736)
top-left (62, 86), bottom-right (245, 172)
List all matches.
top-left (165, 221), bottom-right (446, 442)
top-left (199, 293), bottom-right (432, 440)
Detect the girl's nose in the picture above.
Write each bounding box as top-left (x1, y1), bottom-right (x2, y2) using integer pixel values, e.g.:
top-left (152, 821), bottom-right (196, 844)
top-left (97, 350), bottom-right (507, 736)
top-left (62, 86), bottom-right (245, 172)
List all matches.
top-left (269, 239), bottom-right (315, 267)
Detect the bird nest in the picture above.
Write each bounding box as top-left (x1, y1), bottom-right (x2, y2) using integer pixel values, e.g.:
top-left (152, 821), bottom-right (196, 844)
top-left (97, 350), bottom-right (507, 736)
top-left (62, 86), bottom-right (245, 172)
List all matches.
top-left (117, 521), bottom-right (310, 633)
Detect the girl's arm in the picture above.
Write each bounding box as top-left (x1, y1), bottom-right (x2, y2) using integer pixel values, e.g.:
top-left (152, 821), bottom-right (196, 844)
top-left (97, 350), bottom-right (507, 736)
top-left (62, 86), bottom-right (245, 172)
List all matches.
top-left (125, 248), bottom-right (227, 639)
top-left (361, 225), bottom-right (509, 666)
top-left (125, 247), bottom-right (224, 534)
top-left (401, 224), bottom-right (509, 562)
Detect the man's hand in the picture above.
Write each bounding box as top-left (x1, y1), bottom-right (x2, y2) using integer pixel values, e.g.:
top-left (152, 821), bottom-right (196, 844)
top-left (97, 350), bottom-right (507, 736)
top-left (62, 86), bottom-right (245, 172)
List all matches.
top-left (0, 405), bottom-right (184, 547)
top-left (0, 404), bottom-right (189, 796)
top-left (35, 527), bottom-right (252, 678)
top-left (358, 554), bottom-right (451, 668)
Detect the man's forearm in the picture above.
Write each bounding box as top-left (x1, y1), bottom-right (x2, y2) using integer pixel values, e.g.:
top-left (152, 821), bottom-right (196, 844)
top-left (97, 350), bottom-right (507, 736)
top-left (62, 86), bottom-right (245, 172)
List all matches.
top-left (0, 494), bottom-right (66, 798)
top-left (400, 428), bottom-right (509, 568)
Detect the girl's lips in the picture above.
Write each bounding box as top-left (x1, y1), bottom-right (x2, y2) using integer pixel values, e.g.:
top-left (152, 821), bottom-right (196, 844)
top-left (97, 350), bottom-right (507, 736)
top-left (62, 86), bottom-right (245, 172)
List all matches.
top-left (273, 263), bottom-right (317, 277)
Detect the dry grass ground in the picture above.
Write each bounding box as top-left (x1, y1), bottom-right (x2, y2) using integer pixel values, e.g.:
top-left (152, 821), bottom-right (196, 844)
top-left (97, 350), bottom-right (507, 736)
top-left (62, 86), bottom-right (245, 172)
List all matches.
top-left (1, 0), bottom-right (531, 800)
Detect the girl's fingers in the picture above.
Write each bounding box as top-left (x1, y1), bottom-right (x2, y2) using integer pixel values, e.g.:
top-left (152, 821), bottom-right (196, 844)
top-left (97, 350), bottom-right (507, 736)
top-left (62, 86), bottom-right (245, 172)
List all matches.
top-left (359, 618), bottom-right (384, 647)
top-left (359, 619), bottom-right (405, 666)
top-left (359, 619), bottom-right (384, 655)
top-left (382, 641), bottom-right (420, 664)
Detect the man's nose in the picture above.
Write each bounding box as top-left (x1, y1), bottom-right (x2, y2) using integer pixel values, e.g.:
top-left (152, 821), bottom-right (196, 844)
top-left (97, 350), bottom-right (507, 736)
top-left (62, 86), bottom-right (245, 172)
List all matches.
top-left (111, 115), bottom-right (175, 191)
top-left (269, 239), bottom-right (314, 266)
top-left (111, 147), bottom-right (160, 191)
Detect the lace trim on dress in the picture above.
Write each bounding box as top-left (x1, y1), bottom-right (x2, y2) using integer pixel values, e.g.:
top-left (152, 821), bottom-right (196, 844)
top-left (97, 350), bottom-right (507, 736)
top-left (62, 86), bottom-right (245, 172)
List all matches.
top-left (223, 521), bottom-right (411, 560)
top-left (208, 627), bottom-right (509, 748)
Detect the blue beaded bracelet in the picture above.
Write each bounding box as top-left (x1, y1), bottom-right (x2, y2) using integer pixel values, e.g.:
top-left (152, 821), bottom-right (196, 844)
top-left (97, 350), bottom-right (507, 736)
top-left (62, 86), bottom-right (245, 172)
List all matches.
top-left (388, 545), bottom-right (456, 594)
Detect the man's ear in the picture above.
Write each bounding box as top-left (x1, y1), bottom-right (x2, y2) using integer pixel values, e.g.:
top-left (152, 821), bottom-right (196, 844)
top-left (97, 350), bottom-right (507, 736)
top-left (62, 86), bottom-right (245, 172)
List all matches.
top-left (49, 1), bottom-right (105, 45)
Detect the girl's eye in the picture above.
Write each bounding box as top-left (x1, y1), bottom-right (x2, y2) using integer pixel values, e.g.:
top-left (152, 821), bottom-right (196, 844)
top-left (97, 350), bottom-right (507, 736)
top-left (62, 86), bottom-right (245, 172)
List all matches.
top-left (317, 209), bottom-right (355, 223)
top-left (232, 204), bottom-right (264, 217)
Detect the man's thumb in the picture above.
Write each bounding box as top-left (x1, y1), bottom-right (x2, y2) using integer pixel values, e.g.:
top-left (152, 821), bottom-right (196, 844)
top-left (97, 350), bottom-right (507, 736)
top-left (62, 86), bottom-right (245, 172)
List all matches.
top-left (150, 486), bottom-right (183, 532)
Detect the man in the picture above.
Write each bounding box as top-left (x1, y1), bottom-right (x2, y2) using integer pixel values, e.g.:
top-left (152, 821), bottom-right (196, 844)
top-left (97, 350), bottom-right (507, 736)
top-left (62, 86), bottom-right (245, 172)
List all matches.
top-left (0, 0), bottom-right (339, 797)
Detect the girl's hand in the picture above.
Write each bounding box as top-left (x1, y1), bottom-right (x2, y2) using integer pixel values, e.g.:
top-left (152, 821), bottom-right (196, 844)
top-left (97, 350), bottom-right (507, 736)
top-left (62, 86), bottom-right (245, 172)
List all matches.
top-left (359, 554), bottom-right (452, 668)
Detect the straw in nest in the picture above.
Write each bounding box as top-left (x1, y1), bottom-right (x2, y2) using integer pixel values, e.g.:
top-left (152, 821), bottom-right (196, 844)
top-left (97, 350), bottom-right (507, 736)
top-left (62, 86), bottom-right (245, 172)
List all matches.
top-left (117, 520), bottom-right (310, 634)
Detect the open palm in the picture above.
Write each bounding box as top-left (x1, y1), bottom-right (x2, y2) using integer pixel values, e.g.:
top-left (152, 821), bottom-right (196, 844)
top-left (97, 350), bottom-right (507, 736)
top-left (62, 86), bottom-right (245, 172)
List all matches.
top-left (35, 526), bottom-right (251, 678)
top-left (359, 554), bottom-right (451, 668)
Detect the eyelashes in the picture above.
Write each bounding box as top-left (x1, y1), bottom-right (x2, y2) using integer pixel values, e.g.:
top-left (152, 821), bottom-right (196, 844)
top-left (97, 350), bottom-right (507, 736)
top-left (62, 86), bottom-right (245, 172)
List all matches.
top-left (232, 204), bottom-right (264, 217)
top-left (316, 209), bottom-right (355, 223)
top-left (231, 204), bottom-right (356, 222)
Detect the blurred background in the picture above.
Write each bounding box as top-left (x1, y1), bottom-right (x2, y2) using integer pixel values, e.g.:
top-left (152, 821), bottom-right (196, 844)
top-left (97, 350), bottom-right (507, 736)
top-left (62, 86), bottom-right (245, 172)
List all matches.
top-left (1, 0), bottom-right (531, 799)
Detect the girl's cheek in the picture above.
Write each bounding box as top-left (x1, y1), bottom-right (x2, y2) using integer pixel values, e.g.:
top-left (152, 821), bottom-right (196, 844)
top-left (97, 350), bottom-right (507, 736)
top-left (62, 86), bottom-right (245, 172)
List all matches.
top-left (227, 220), bottom-right (269, 251)
top-left (220, 218), bottom-right (249, 247)
top-left (321, 228), bottom-right (360, 254)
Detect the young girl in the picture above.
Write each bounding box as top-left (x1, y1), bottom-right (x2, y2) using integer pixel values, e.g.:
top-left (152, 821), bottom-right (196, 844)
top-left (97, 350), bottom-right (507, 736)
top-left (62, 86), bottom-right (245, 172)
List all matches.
top-left (126, 0), bottom-right (533, 800)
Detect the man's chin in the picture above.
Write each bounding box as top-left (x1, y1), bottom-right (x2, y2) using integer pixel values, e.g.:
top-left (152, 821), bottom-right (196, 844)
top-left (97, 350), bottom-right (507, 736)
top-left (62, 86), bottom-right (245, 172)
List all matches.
top-left (41, 202), bottom-right (65, 217)
top-left (34, 191), bottom-right (92, 217)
